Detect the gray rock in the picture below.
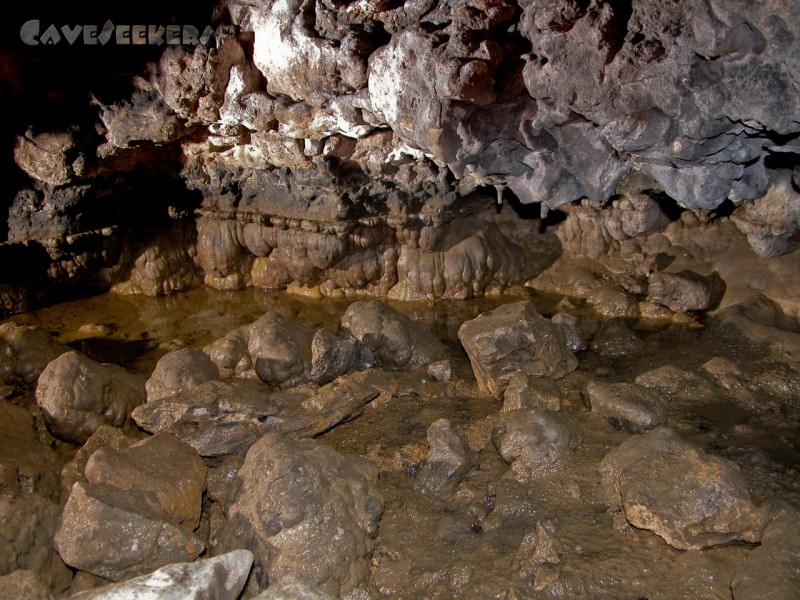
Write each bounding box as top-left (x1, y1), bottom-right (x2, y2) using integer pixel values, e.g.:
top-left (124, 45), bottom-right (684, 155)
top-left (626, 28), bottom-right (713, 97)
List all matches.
top-left (0, 570), bottom-right (54, 600)
top-left (731, 511), bottom-right (800, 600)
top-left (215, 433), bottom-right (383, 597)
top-left (309, 329), bottom-right (374, 386)
top-left (426, 360), bottom-right (452, 382)
top-left (648, 270), bottom-right (725, 312)
top-left (601, 428), bottom-right (765, 550)
top-left (550, 312), bottom-right (586, 353)
top-left (251, 576), bottom-right (334, 600)
top-left (67, 550), bottom-right (253, 600)
top-left (0, 323), bottom-right (69, 388)
top-left (36, 352), bottom-right (145, 444)
top-left (414, 419), bottom-right (475, 496)
top-left (84, 433), bottom-right (207, 530)
top-left (145, 348), bottom-right (220, 402)
top-left (492, 409), bottom-right (577, 482)
top-left (590, 321), bottom-right (645, 358)
top-left (55, 482), bottom-right (204, 581)
top-left (341, 301), bottom-right (447, 370)
top-left (0, 493), bottom-right (73, 593)
top-left (584, 381), bottom-right (667, 433)
top-left (503, 372), bottom-right (562, 412)
top-left (458, 301), bottom-right (578, 399)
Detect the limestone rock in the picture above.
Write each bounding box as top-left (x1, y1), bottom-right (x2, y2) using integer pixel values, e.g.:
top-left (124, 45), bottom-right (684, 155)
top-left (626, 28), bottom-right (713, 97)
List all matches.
top-left (0, 323), bottom-right (69, 387)
top-left (36, 352), bottom-right (145, 444)
top-left (341, 301), bottom-right (447, 370)
top-left (413, 419), bottom-right (476, 497)
top-left (550, 312), bottom-right (586, 353)
top-left (585, 286), bottom-right (640, 319)
top-left (216, 433), bottom-right (383, 597)
top-left (0, 493), bottom-right (73, 593)
top-left (492, 409), bottom-right (577, 482)
top-left (458, 302), bottom-right (578, 399)
top-left (0, 570), bottom-right (54, 600)
top-left (145, 348), bottom-right (220, 402)
top-left (584, 381), bottom-right (667, 433)
top-left (132, 380), bottom-right (276, 458)
top-left (731, 173), bottom-right (800, 258)
top-left (14, 130), bottom-right (83, 187)
top-left (648, 270), bottom-right (725, 312)
top-left (251, 576), bottom-right (334, 600)
top-left (503, 372), bottom-right (561, 412)
top-left (84, 433), bottom-right (207, 530)
top-left (55, 482), bottom-right (204, 581)
top-left (731, 511), bottom-right (800, 600)
top-left (601, 428), bottom-right (765, 550)
top-left (426, 360), bottom-right (452, 382)
top-left (309, 329), bottom-right (374, 386)
top-left (67, 550), bottom-right (253, 600)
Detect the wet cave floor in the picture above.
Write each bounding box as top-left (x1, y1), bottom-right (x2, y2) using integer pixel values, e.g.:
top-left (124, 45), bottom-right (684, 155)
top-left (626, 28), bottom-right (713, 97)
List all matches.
top-left (5, 286), bottom-right (800, 599)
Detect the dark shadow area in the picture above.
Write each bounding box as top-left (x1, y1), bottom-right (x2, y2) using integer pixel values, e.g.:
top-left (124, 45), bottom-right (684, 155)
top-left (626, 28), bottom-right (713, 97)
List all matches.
top-left (67, 337), bottom-right (156, 369)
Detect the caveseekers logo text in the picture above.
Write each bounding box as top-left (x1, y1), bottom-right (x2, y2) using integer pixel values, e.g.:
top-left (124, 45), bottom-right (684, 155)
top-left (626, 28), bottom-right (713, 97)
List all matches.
top-left (20, 20), bottom-right (214, 46)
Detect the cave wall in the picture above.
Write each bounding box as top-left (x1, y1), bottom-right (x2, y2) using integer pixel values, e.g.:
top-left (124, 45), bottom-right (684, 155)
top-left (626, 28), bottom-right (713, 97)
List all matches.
top-left (2, 0), bottom-right (800, 312)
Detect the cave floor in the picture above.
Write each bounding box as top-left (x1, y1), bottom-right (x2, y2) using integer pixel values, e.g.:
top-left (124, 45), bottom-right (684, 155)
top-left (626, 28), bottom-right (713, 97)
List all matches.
top-left (5, 286), bottom-right (800, 599)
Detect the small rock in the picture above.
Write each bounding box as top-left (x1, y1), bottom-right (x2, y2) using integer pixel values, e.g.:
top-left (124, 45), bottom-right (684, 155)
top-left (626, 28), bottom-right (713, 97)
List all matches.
top-left (585, 286), bottom-right (640, 319)
top-left (584, 381), bottom-right (667, 433)
top-left (414, 419), bottom-right (475, 496)
top-left (309, 329), bottom-right (374, 385)
top-left (55, 482), bottom-right (204, 581)
top-left (67, 550), bottom-right (254, 600)
top-left (492, 409), bottom-right (577, 482)
top-left (590, 321), bottom-right (644, 358)
top-left (0, 570), bottom-right (54, 600)
top-left (701, 357), bottom-right (748, 394)
top-left (251, 575), bottom-right (335, 599)
top-left (36, 352), bottom-right (145, 444)
top-left (145, 348), bottom-right (220, 402)
top-left (426, 359), bottom-right (452, 382)
top-left (601, 428), bottom-right (765, 550)
top-left (648, 270), bottom-right (724, 312)
top-left (515, 520), bottom-right (564, 579)
top-left (503, 372), bottom-right (561, 412)
top-left (731, 510), bottom-right (800, 600)
top-left (550, 312), bottom-right (586, 352)
top-left (84, 433), bottom-right (207, 530)
top-left (246, 312), bottom-right (314, 387)
top-left (458, 302), bottom-right (578, 399)
top-left (340, 301), bottom-right (447, 370)
top-left (215, 433), bottom-right (383, 597)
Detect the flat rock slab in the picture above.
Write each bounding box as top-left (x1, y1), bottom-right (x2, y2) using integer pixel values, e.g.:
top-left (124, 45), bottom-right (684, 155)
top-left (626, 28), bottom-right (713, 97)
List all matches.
top-left (458, 301), bottom-right (578, 399)
top-left (601, 428), bottom-right (765, 550)
top-left (584, 381), bottom-right (667, 433)
top-left (55, 482), bottom-right (204, 581)
top-left (68, 550), bottom-right (253, 600)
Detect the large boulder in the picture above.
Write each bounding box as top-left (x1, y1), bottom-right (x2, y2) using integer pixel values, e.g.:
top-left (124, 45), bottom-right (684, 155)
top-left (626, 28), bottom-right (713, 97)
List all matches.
top-left (55, 482), bottom-right (204, 581)
top-left (67, 550), bottom-right (254, 600)
top-left (216, 433), bottom-right (383, 597)
top-left (0, 323), bottom-right (69, 387)
top-left (340, 301), bottom-right (447, 370)
top-left (36, 352), bottom-right (145, 444)
top-left (601, 428), bottom-right (765, 550)
top-left (458, 301), bottom-right (578, 399)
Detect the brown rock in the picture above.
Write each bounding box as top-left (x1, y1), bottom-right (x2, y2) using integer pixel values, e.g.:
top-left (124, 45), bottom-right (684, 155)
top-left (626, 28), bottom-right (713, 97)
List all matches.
top-left (0, 570), bottom-right (54, 600)
top-left (584, 381), bottom-right (667, 433)
top-left (648, 270), bottom-right (725, 312)
top-left (0, 323), bottom-right (69, 387)
top-left (145, 348), bottom-right (220, 402)
top-left (458, 301), bottom-right (577, 399)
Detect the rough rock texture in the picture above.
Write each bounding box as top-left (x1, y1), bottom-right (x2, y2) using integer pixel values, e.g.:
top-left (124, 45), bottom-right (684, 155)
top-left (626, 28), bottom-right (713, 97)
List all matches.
top-left (0, 493), bottom-right (73, 593)
top-left (413, 419), bottom-right (476, 497)
top-left (309, 328), bottom-right (374, 385)
top-left (0, 570), bottom-right (54, 600)
top-left (145, 348), bottom-right (220, 402)
top-left (215, 433), bottom-right (383, 597)
top-left (0, 324), bottom-right (69, 388)
top-left (648, 270), bottom-right (724, 312)
top-left (458, 301), bottom-right (578, 399)
top-left (55, 482), bottom-right (205, 581)
top-left (601, 428), bottom-right (765, 550)
top-left (251, 577), bottom-right (334, 600)
top-left (492, 409), bottom-right (577, 482)
top-left (67, 550), bottom-right (254, 600)
top-left (84, 433), bottom-right (207, 530)
top-left (36, 352), bottom-right (145, 444)
top-left (503, 372), bottom-right (561, 412)
top-left (341, 301), bottom-right (447, 370)
top-left (731, 511), bottom-right (800, 600)
top-left (584, 381), bottom-right (667, 433)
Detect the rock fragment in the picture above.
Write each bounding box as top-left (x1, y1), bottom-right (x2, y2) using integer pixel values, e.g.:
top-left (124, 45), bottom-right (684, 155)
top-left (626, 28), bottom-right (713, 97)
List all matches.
top-left (145, 348), bottom-right (220, 402)
top-left (648, 270), bottom-right (724, 312)
top-left (584, 381), bottom-right (667, 433)
top-left (458, 301), bottom-right (577, 399)
top-left (414, 419), bottom-right (475, 496)
top-left (503, 372), bottom-right (561, 412)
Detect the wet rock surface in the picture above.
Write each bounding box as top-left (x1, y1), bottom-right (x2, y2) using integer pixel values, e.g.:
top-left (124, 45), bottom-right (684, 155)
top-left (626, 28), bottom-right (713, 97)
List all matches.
top-left (584, 380), bottom-right (668, 433)
top-left (215, 432), bottom-right (383, 597)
